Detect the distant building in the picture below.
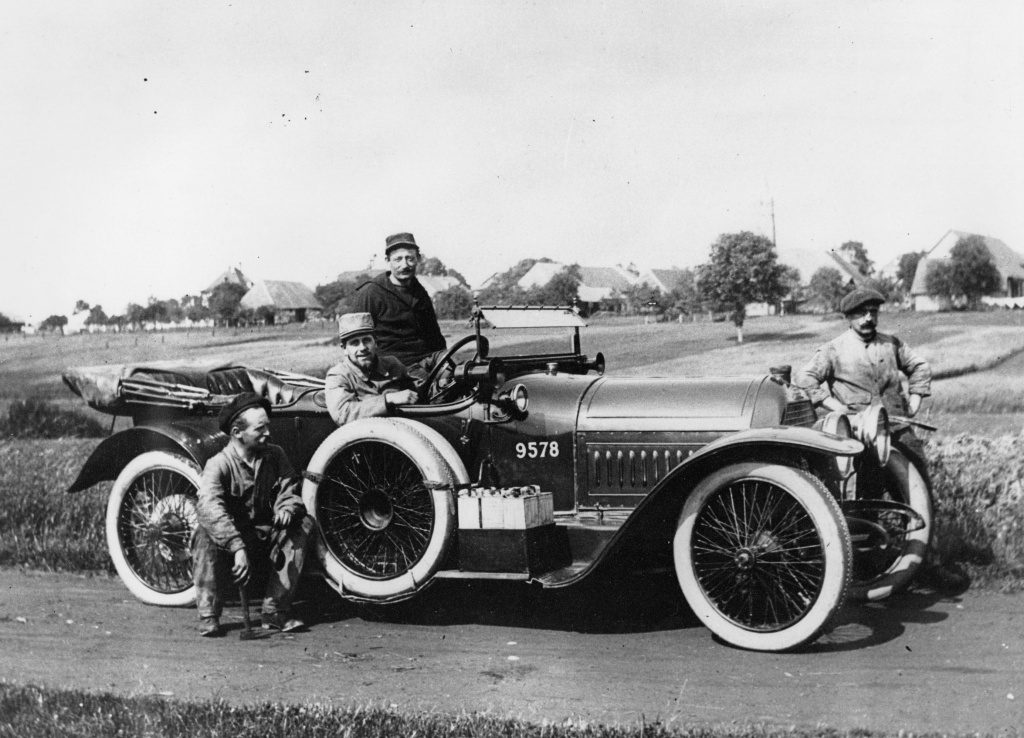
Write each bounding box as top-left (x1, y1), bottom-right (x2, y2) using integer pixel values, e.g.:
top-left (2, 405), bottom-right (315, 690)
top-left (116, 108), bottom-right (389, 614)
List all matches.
top-left (202, 267), bottom-right (252, 306)
top-left (637, 267), bottom-right (690, 294)
top-left (0, 310), bottom-right (25, 334)
top-left (65, 309), bottom-right (90, 334)
top-left (336, 269), bottom-right (466, 300)
top-left (241, 280), bottom-right (323, 323)
top-left (416, 274), bottom-right (465, 298)
top-left (518, 262), bottom-right (637, 308)
top-left (336, 268), bottom-right (385, 284)
top-left (911, 230), bottom-right (1024, 311)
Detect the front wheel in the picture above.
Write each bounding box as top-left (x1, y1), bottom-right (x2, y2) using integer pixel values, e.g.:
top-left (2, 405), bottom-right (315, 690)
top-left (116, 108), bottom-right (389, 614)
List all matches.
top-left (674, 462), bottom-right (851, 652)
top-left (303, 418), bottom-right (461, 602)
top-left (105, 451), bottom-right (199, 606)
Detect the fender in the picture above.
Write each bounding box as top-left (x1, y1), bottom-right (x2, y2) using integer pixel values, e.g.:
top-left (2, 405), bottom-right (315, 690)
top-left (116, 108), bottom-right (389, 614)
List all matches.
top-left (543, 426), bottom-right (863, 588)
top-left (67, 420), bottom-right (226, 493)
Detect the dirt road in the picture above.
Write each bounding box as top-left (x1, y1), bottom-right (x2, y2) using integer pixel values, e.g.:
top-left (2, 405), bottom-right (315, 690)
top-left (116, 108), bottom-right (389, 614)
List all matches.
top-left (1, 568), bottom-right (1021, 733)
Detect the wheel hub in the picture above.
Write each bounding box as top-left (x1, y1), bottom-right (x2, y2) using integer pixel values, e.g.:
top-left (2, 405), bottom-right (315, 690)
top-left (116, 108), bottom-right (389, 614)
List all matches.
top-left (734, 548), bottom-right (756, 570)
top-left (359, 489), bottom-right (394, 531)
top-left (148, 513), bottom-right (190, 562)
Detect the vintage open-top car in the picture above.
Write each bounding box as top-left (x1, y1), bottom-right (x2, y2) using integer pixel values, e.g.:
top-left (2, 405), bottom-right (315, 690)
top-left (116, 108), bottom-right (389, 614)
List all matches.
top-left (63, 305), bottom-right (933, 652)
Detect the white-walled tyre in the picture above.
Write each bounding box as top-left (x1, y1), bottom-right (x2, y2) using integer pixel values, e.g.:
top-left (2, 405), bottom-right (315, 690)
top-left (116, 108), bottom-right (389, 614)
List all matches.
top-left (106, 451), bottom-right (199, 606)
top-left (303, 418), bottom-right (463, 601)
top-left (674, 462), bottom-right (851, 652)
top-left (849, 449), bottom-right (932, 601)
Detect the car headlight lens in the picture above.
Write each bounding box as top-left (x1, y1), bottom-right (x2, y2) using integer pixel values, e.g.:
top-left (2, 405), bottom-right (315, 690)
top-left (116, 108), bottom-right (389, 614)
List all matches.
top-left (857, 405), bottom-right (891, 466)
top-left (821, 411), bottom-right (855, 477)
top-left (512, 383), bottom-right (529, 414)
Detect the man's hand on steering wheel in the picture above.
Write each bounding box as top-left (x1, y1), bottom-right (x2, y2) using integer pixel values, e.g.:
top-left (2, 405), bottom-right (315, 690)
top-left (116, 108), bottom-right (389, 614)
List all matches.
top-left (385, 388), bottom-right (419, 408)
top-left (416, 335), bottom-right (482, 403)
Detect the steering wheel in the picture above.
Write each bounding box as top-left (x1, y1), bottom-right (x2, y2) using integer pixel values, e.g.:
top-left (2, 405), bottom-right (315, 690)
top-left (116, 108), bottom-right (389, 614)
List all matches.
top-left (416, 334), bottom-right (486, 404)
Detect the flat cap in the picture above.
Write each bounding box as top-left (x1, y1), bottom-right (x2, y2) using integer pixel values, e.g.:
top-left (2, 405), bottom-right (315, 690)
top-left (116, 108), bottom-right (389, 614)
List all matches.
top-left (840, 287), bottom-right (886, 315)
top-left (338, 311), bottom-right (375, 343)
top-left (384, 232), bottom-right (419, 255)
top-left (218, 392), bottom-right (271, 434)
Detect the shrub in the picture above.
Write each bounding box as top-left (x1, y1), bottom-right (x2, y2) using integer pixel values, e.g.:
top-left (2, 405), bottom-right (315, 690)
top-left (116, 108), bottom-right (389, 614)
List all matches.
top-left (928, 433), bottom-right (1024, 588)
top-left (1, 398), bottom-right (106, 439)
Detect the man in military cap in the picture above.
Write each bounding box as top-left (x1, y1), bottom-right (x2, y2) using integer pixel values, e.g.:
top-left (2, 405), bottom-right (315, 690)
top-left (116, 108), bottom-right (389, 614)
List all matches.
top-left (192, 393), bottom-right (315, 637)
top-left (325, 311), bottom-right (420, 425)
top-left (353, 232), bottom-right (447, 380)
top-left (795, 287), bottom-right (931, 438)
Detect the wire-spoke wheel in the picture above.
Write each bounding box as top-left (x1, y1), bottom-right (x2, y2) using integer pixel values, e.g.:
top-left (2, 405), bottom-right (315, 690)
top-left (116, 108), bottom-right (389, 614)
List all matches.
top-left (319, 441), bottom-right (437, 578)
top-left (674, 462), bottom-right (851, 652)
top-left (849, 448), bottom-right (932, 601)
top-left (303, 418), bottom-right (461, 601)
top-left (105, 451), bottom-right (199, 606)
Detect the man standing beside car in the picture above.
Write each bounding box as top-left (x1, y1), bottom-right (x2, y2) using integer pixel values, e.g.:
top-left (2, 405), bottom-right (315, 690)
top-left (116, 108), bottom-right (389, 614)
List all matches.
top-left (324, 311), bottom-right (419, 425)
top-left (794, 288), bottom-right (967, 592)
top-left (794, 287), bottom-right (931, 460)
top-left (353, 232), bottom-right (447, 380)
top-left (192, 393), bottom-right (315, 637)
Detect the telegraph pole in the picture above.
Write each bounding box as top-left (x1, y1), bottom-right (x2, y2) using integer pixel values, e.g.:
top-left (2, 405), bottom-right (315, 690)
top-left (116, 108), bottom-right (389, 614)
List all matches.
top-left (770, 197), bottom-right (777, 248)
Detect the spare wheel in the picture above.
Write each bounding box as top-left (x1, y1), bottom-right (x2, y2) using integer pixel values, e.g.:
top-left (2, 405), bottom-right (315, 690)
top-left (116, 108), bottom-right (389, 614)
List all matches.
top-left (302, 418), bottom-right (463, 601)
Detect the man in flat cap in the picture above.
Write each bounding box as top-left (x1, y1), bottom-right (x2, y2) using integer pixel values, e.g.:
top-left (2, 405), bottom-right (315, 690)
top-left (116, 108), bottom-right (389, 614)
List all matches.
top-left (353, 232), bottom-right (447, 380)
top-left (795, 287), bottom-right (932, 436)
top-left (794, 289), bottom-right (971, 592)
top-left (192, 393), bottom-right (314, 637)
top-left (324, 311), bottom-right (420, 425)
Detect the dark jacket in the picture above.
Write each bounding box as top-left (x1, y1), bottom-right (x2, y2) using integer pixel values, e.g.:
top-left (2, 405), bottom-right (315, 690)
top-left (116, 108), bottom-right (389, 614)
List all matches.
top-left (195, 443), bottom-right (304, 553)
top-left (353, 272), bottom-right (446, 364)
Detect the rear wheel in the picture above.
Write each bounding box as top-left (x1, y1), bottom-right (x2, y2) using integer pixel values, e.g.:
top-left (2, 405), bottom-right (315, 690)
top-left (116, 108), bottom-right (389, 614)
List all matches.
top-left (105, 451), bottom-right (199, 606)
top-left (674, 462), bottom-right (851, 652)
top-left (303, 418), bottom-right (460, 601)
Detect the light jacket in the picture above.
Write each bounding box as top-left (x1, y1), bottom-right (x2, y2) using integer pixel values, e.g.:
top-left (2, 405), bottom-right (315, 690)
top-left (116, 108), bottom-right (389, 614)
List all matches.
top-left (324, 355), bottom-right (416, 425)
top-left (794, 329), bottom-right (931, 416)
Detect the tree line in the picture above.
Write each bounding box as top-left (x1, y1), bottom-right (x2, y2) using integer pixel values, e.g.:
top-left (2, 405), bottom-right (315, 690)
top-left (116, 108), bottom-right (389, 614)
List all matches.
top-left (36, 232), bottom-right (1000, 335)
top-left (310, 231), bottom-right (1002, 344)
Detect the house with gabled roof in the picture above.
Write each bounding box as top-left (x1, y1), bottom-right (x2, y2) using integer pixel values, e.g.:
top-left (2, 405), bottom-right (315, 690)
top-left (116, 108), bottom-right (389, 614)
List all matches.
top-left (910, 230), bottom-right (1024, 311)
top-left (518, 262), bottom-right (638, 307)
top-left (335, 269), bottom-right (466, 301)
top-left (201, 267), bottom-right (252, 307)
top-left (637, 267), bottom-right (690, 294)
top-left (241, 280), bottom-right (323, 323)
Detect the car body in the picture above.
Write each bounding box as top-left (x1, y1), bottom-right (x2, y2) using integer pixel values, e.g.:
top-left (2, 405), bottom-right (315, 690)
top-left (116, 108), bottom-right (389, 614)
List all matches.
top-left (63, 305), bottom-right (932, 652)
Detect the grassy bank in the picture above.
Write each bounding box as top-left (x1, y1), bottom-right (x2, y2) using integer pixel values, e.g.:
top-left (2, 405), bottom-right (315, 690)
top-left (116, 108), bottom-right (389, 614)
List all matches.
top-left (0, 681), bottom-right (910, 738)
top-left (2, 435), bottom-right (1023, 591)
top-left (0, 440), bottom-right (110, 571)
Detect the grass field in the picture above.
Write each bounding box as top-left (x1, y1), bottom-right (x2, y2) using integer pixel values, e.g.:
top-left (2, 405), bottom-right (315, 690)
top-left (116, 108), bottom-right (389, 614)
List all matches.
top-left (5, 310), bottom-right (1024, 436)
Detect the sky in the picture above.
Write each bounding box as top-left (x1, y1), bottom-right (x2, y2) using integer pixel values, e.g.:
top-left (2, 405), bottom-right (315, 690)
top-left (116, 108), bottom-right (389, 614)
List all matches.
top-left (2, 1), bottom-right (1022, 323)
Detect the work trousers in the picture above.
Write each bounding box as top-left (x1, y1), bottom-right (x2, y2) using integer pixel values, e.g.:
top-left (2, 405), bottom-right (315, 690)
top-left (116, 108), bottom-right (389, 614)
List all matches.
top-left (191, 514), bottom-right (315, 620)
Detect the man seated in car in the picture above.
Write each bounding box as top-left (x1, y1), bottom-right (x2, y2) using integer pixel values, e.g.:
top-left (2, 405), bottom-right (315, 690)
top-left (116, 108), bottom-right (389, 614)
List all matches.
top-left (353, 232), bottom-right (447, 381)
top-left (193, 393), bottom-right (315, 637)
top-left (324, 312), bottom-right (419, 425)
